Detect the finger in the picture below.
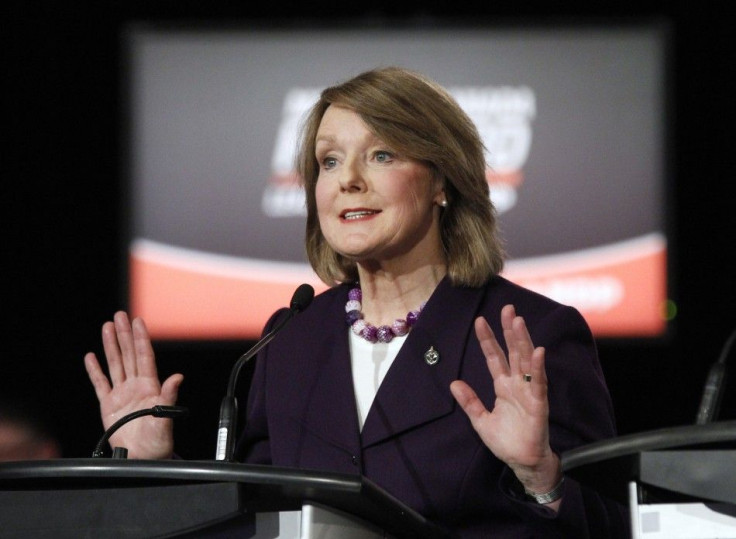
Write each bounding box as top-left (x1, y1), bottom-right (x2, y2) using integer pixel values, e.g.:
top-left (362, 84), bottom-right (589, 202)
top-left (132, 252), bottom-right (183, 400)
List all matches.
top-left (131, 317), bottom-right (158, 379)
top-left (101, 320), bottom-right (125, 384)
top-left (530, 346), bottom-right (548, 399)
top-left (161, 373), bottom-right (185, 404)
top-left (474, 316), bottom-right (510, 378)
top-left (501, 305), bottom-right (521, 376)
top-left (114, 311), bottom-right (138, 378)
top-left (84, 352), bottom-right (112, 402)
top-left (450, 380), bottom-right (489, 423)
top-left (511, 315), bottom-right (535, 376)
top-left (501, 305), bottom-right (534, 376)
top-left (500, 304), bottom-right (516, 331)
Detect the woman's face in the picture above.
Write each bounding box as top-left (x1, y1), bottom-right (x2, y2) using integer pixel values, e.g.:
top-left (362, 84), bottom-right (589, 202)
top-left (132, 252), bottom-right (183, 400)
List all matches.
top-left (314, 105), bottom-right (445, 269)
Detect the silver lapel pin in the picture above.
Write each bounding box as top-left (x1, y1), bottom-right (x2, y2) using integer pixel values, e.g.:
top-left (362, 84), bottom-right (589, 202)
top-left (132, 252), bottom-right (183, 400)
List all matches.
top-left (424, 346), bottom-right (440, 365)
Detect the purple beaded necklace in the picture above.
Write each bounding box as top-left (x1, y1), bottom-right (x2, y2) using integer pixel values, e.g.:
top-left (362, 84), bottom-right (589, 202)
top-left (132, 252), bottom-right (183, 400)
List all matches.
top-left (345, 286), bottom-right (425, 343)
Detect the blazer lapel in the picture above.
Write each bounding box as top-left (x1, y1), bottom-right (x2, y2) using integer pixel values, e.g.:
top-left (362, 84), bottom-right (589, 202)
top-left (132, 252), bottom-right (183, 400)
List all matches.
top-left (361, 280), bottom-right (485, 448)
top-left (292, 303), bottom-right (363, 457)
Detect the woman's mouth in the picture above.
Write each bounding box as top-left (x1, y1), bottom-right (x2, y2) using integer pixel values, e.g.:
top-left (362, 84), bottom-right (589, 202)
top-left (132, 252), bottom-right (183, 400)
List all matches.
top-left (341, 209), bottom-right (380, 221)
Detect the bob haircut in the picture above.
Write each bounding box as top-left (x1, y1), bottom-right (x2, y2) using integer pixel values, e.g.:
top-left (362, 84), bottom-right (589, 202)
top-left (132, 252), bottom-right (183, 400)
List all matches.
top-left (297, 66), bottom-right (505, 288)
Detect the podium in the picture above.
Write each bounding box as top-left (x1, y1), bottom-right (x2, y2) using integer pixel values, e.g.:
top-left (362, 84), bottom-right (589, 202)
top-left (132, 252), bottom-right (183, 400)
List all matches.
top-left (0, 459), bottom-right (454, 538)
top-left (561, 420), bottom-right (736, 539)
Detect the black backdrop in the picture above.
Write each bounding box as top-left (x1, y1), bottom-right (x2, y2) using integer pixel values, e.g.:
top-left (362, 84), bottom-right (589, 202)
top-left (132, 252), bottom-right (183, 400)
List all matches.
top-left (7, 1), bottom-right (736, 460)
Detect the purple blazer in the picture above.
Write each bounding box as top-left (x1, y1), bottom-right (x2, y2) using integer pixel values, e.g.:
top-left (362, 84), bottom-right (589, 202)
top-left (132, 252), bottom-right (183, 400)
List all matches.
top-left (239, 276), bottom-right (630, 538)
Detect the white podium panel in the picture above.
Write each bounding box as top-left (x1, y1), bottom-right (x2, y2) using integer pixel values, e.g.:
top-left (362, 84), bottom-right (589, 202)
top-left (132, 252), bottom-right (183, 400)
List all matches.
top-left (636, 504), bottom-right (736, 538)
top-left (257, 506), bottom-right (393, 539)
top-left (630, 481), bottom-right (736, 539)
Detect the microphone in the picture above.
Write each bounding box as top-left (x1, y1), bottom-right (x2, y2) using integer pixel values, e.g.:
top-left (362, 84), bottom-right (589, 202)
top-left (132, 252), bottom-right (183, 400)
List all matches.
top-left (92, 405), bottom-right (189, 458)
top-left (695, 327), bottom-right (736, 425)
top-left (215, 283), bottom-right (315, 461)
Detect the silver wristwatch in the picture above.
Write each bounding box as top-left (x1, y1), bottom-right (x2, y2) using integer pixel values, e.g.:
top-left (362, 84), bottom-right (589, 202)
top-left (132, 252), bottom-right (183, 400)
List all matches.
top-left (524, 477), bottom-right (565, 504)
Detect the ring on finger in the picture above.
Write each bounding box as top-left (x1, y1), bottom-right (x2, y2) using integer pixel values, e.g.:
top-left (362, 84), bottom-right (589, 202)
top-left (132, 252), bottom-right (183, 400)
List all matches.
top-left (522, 373), bottom-right (532, 382)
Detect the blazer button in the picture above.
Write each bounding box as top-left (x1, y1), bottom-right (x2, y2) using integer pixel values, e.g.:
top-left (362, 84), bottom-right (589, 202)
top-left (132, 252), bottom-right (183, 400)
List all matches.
top-left (351, 455), bottom-right (359, 466)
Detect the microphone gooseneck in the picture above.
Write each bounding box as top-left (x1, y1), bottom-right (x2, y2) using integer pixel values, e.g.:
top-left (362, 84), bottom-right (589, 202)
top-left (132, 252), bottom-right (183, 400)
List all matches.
top-left (695, 327), bottom-right (736, 425)
top-left (215, 283), bottom-right (314, 462)
top-left (92, 405), bottom-right (189, 458)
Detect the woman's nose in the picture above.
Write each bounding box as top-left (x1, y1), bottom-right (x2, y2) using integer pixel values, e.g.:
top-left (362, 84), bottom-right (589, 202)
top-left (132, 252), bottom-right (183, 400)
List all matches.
top-left (338, 158), bottom-right (367, 192)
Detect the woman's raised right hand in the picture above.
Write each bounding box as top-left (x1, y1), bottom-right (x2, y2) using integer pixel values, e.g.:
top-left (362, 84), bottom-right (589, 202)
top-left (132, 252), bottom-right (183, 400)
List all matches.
top-left (84, 311), bottom-right (184, 459)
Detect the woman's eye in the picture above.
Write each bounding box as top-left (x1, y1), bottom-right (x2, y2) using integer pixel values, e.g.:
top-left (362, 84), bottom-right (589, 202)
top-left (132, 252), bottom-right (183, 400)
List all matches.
top-left (375, 151), bottom-right (393, 163)
top-left (322, 156), bottom-right (337, 169)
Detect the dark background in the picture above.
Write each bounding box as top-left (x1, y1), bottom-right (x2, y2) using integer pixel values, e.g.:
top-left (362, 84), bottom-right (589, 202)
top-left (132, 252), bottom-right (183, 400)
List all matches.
top-left (7, 1), bottom-right (735, 460)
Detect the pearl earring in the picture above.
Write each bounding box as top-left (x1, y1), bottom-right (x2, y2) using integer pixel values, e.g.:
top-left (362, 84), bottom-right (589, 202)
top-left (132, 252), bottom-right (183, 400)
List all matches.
top-left (439, 200), bottom-right (448, 207)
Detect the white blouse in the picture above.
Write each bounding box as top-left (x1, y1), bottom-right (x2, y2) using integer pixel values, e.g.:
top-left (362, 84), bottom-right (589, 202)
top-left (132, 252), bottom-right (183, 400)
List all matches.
top-left (348, 330), bottom-right (407, 430)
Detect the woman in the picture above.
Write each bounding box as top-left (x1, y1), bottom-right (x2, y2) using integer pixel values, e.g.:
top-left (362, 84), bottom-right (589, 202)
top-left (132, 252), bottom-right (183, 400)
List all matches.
top-left (85, 67), bottom-right (629, 537)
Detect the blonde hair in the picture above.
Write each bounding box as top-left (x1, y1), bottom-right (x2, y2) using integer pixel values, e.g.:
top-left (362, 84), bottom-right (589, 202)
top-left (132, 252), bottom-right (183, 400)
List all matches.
top-left (298, 66), bottom-right (505, 287)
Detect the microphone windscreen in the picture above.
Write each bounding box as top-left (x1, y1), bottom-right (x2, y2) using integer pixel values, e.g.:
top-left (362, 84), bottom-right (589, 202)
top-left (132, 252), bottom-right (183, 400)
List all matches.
top-left (290, 284), bottom-right (315, 313)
